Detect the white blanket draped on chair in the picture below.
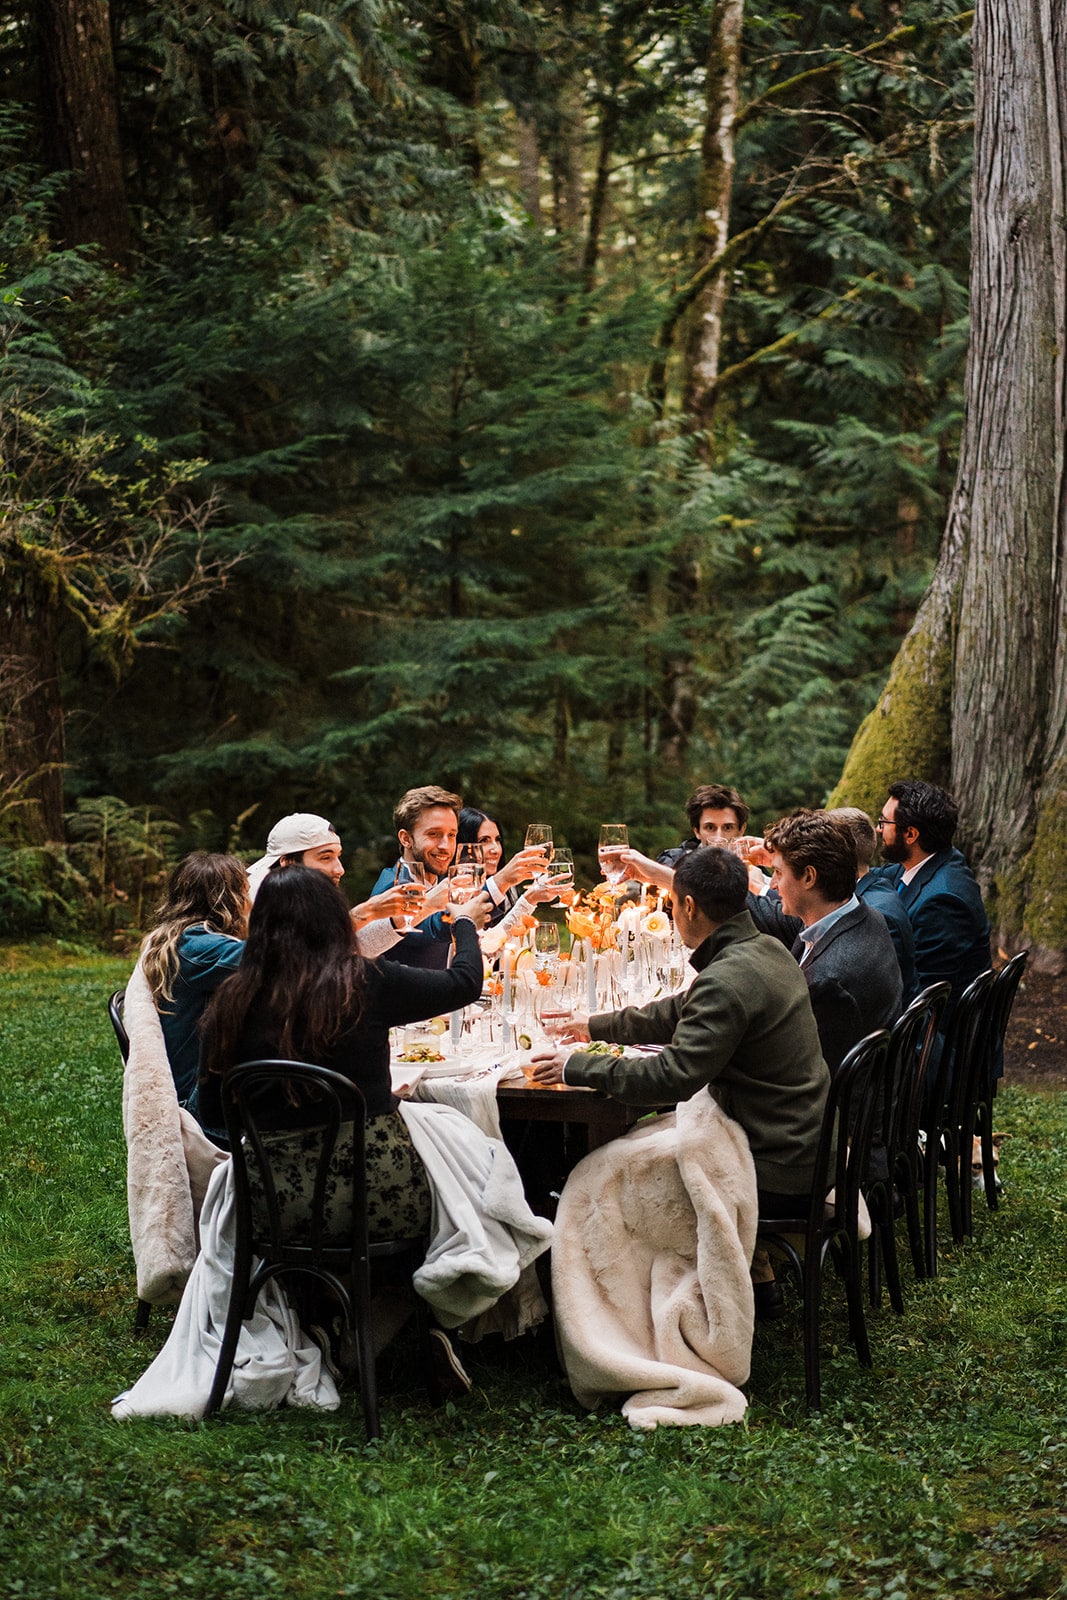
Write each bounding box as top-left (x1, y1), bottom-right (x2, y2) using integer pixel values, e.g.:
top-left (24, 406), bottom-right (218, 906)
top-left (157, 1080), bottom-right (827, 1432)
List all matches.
top-left (122, 961), bottom-right (228, 1305)
top-left (551, 1091), bottom-right (759, 1430)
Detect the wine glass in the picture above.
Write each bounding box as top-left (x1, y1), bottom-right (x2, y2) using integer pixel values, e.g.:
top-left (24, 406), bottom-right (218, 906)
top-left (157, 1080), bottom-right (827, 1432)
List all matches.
top-left (598, 823), bottom-right (629, 886)
top-left (543, 846), bottom-right (575, 904)
top-left (447, 862), bottom-right (486, 903)
top-left (453, 841), bottom-right (485, 868)
top-left (537, 988), bottom-right (573, 1042)
top-left (525, 822), bottom-right (553, 851)
top-left (394, 859), bottom-right (431, 929)
top-left (533, 922), bottom-right (560, 968)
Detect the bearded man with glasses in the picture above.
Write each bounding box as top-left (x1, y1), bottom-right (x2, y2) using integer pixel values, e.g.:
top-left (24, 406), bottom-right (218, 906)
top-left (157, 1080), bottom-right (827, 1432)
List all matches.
top-left (871, 780), bottom-right (991, 1015)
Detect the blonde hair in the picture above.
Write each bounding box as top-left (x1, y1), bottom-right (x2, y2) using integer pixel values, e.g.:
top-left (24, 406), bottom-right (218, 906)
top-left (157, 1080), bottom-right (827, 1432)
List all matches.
top-left (140, 853), bottom-right (249, 1007)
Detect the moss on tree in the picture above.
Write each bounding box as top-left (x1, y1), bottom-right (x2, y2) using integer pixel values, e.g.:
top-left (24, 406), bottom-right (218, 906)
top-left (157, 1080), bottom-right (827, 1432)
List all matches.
top-left (1023, 770), bottom-right (1067, 966)
top-left (826, 621), bottom-right (952, 817)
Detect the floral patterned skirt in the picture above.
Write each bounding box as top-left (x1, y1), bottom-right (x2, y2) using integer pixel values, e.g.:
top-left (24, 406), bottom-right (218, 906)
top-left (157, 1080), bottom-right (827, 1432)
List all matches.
top-left (246, 1111), bottom-right (431, 1245)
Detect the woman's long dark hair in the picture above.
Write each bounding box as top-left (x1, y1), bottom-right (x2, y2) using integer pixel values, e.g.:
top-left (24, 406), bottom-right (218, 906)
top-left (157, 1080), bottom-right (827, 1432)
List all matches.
top-left (201, 866), bottom-right (367, 1077)
top-left (457, 806), bottom-right (504, 856)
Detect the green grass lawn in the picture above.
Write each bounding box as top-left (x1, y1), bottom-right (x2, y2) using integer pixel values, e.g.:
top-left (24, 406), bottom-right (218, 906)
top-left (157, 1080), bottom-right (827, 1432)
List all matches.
top-left (1, 944), bottom-right (1065, 1600)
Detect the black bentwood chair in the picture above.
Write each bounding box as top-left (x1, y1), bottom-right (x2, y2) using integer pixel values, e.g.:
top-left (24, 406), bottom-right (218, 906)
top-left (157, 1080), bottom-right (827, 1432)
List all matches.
top-left (107, 989), bottom-right (153, 1337)
top-left (204, 1059), bottom-right (433, 1439)
top-left (969, 950), bottom-right (1028, 1220)
top-left (920, 969), bottom-right (995, 1270)
top-left (865, 982), bottom-right (952, 1307)
top-left (756, 1028), bottom-right (891, 1410)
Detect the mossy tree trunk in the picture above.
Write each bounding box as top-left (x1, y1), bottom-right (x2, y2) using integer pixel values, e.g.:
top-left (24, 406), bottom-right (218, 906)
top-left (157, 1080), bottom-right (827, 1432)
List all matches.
top-left (832, 0), bottom-right (1067, 966)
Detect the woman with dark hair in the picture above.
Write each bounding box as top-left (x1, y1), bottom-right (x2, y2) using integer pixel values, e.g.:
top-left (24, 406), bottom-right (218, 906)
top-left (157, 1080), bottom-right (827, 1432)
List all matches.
top-left (139, 852), bottom-right (251, 1106)
top-left (197, 866), bottom-right (484, 1242)
top-left (456, 806), bottom-right (561, 934)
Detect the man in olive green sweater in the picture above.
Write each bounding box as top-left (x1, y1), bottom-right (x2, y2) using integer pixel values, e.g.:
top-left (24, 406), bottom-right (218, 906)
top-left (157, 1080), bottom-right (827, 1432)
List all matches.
top-left (530, 846), bottom-right (831, 1213)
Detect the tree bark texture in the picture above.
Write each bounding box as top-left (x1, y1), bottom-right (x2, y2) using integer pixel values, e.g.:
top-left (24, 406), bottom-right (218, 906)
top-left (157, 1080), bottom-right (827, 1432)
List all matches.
top-left (36, 0), bottom-right (131, 267)
top-left (833, 0), bottom-right (1067, 964)
top-left (680, 0), bottom-right (744, 432)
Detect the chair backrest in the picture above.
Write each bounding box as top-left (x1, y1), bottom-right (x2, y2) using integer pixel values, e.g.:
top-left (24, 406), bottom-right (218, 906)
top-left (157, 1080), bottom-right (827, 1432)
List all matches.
top-left (886, 981), bottom-right (952, 1173)
top-left (983, 950), bottom-right (1029, 1082)
top-left (220, 1059), bottom-right (368, 1267)
top-left (926, 968), bottom-right (995, 1132)
top-left (810, 1029), bottom-right (891, 1251)
top-left (108, 989), bottom-right (130, 1063)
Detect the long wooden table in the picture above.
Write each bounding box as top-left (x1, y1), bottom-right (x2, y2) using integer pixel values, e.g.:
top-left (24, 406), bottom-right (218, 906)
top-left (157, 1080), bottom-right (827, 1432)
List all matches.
top-left (495, 1081), bottom-right (655, 1151)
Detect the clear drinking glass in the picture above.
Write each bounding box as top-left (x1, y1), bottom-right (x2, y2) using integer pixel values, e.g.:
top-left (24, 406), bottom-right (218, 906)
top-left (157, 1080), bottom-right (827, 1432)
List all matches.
top-left (537, 989), bottom-right (573, 1042)
top-left (453, 841), bottom-right (485, 868)
top-left (533, 922), bottom-right (560, 966)
top-left (447, 862), bottom-right (486, 903)
top-left (525, 822), bottom-right (554, 850)
top-left (598, 823), bottom-right (629, 885)
top-left (394, 859), bottom-right (431, 929)
top-left (546, 846), bottom-right (575, 903)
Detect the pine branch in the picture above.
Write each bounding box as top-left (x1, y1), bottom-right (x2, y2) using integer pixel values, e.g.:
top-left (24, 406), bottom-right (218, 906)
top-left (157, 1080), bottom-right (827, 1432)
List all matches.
top-left (647, 178), bottom-right (834, 414)
top-left (710, 276), bottom-right (874, 400)
top-left (737, 10), bottom-right (975, 130)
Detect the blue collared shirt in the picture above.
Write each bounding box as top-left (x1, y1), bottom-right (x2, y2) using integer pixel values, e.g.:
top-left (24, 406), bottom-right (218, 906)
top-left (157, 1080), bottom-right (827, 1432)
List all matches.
top-left (796, 894), bottom-right (860, 966)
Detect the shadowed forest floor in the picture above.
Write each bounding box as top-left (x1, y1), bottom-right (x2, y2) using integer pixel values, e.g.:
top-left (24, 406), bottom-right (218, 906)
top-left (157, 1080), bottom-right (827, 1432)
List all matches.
top-left (1001, 966), bottom-right (1067, 1092)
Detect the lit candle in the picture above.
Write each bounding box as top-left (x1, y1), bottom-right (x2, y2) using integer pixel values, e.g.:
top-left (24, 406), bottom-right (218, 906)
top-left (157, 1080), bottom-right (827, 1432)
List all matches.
top-left (586, 941), bottom-right (597, 1014)
top-left (450, 1007), bottom-right (461, 1053)
top-left (502, 946), bottom-right (514, 1013)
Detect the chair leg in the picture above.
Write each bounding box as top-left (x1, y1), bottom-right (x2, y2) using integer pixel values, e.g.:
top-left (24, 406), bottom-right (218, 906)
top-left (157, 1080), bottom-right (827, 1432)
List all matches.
top-left (842, 1242), bottom-right (872, 1368)
top-left (204, 1274), bottom-right (252, 1418)
top-left (350, 1256), bottom-right (381, 1441)
top-left (901, 1176), bottom-right (926, 1281)
top-left (979, 1114), bottom-right (999, 1211)
top-left (867, 1225), bottom-right (883, 1309)
top-left (354, 1313), bottom-right (381, 1441)
top-left (134, 1298), bottom-right (152, 1336)
top-left (880, 1216), bottom-right (904, 1315)
top-left (943, 1131), bottom-right (965, 1243)
top-left (802, 1265), bottom-right (822, 1411)
top-left (923, 1151), bottom-right (939, 1278)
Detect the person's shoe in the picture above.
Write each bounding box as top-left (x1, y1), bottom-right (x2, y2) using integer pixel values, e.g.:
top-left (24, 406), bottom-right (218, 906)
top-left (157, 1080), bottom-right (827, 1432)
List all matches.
top-left (429, 1327), bottom-right (473, 1401)
top-left (308, 1323), bottom-right (343, 1383)
top-left (753, 1279), bottom-right (787, 1322)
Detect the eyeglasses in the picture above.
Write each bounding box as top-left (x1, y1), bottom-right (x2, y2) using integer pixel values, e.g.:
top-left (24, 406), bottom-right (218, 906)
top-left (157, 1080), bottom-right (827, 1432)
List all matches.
top-left (875, 816), bottom-right (895, 830)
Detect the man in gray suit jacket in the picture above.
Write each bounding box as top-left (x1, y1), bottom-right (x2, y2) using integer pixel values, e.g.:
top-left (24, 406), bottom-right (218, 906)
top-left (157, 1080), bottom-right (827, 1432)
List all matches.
top-left (749, 811), bottom-right (903, 1074)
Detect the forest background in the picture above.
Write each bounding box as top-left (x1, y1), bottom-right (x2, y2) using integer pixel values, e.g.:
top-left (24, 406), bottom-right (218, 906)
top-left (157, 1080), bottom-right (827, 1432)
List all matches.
top-left (0, 0), bottom-right (976, 944)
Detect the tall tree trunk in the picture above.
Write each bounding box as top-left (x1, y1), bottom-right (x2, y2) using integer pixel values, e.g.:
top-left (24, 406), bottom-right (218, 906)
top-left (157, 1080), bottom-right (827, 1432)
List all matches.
top-left (0, 553), bottom-right (66, 843)
top-left (581, 98), bottom-right (620, 294)
top-left (680, 0), bottom-right (744, 435)
top-left (832, 0), bottom-right (1067, 966)
top-left (516, 116), bottom-right (543, 225)
top-left (36, 0), bottom-right (131, 267)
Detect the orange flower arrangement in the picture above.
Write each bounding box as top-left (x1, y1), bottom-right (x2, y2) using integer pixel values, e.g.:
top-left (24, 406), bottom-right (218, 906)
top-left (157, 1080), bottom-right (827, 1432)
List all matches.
top-left (565, 889), bottom-right (617, 952)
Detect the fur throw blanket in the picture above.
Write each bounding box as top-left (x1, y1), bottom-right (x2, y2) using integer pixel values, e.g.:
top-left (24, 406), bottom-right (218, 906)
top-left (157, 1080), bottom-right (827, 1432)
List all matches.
top-left (122, 961), bottom-right (228, 1304)
top-left (551, 1091), bottom-right (759, 1430)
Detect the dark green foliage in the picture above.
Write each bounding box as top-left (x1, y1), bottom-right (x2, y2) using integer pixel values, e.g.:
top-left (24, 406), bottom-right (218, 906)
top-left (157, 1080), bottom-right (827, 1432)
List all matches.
top-left (0, 1), bottom-right (975, 886)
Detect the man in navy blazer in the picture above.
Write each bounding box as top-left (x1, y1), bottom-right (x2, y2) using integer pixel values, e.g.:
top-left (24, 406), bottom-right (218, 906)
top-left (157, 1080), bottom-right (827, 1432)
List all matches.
top-left (872, 780), bottom-right (991, 1012)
